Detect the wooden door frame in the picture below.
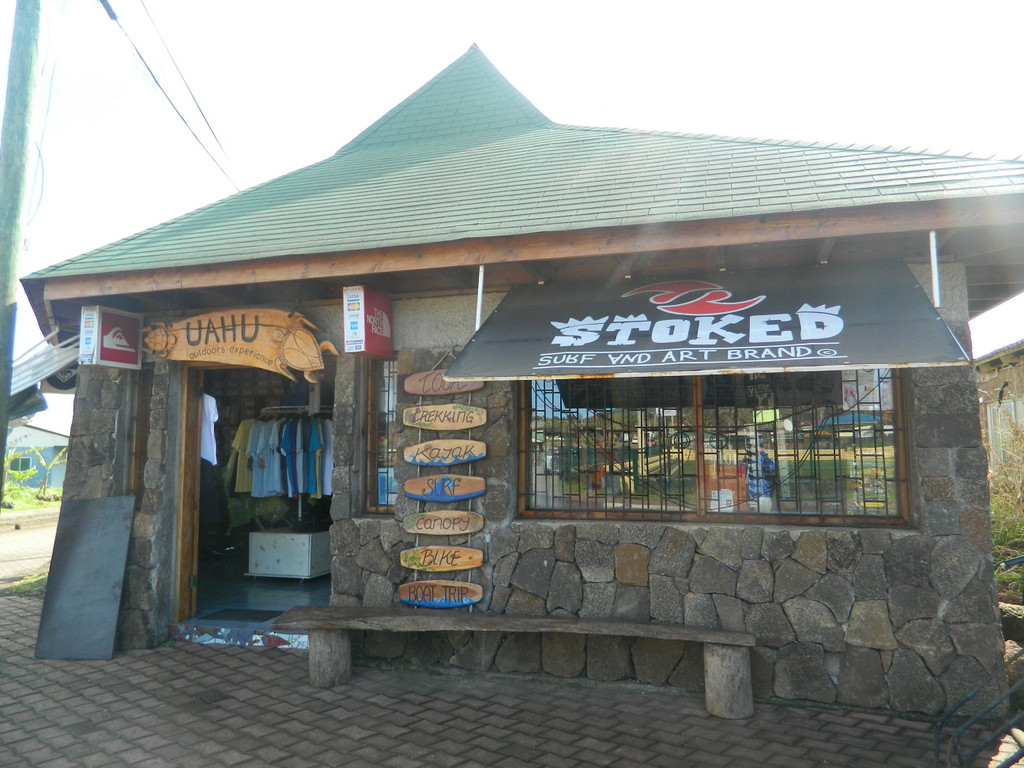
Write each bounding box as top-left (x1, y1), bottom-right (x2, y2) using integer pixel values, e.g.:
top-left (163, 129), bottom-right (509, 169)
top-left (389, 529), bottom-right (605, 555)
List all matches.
top-left (174, 367), bottom-right (204, 621)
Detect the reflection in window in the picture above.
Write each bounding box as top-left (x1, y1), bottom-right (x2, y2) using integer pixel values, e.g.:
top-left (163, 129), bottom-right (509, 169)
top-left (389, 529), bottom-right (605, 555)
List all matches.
top-left (524, 370), bottom-right (902, 523)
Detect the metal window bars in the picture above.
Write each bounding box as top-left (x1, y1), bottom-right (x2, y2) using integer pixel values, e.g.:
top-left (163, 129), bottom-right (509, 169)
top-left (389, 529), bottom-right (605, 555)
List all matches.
top-left (526, 370), bottom-right (901, 521)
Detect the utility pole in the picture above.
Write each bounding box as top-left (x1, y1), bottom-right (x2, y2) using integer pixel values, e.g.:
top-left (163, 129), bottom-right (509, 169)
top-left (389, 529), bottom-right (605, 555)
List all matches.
top-left (0, 0), bottom-right (42, 500)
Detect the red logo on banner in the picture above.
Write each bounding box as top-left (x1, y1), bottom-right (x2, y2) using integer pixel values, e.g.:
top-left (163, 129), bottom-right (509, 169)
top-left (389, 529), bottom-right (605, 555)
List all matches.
top-left (623, 281), bottom-right (766, 316)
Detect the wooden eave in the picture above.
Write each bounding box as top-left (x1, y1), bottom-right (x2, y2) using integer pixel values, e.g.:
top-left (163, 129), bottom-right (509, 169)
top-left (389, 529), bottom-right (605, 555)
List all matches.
top-left (24, 193), bottom-right (1024, 338)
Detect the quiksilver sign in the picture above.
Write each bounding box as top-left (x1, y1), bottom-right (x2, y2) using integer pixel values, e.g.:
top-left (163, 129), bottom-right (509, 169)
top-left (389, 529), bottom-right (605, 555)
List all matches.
top-left (444, 262), bottom-right (970, 380)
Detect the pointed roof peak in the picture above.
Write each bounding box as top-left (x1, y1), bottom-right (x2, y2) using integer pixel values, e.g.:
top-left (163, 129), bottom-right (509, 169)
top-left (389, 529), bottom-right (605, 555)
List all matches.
top-left (338, 45), bottom-right (550, 153)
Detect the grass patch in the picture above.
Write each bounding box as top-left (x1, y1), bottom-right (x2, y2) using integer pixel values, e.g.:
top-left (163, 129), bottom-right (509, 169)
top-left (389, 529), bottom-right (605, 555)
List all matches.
top-left (991, 421), bottom-right (1024, 603)
top-left (1, 486), bottom-right (61, 511)
top-left (0, 569), bottom-right (48, 598)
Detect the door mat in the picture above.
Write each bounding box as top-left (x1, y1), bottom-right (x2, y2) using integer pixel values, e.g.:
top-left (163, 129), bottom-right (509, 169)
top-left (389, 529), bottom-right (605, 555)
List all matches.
top-left (197, 609), bottom-right (282, 622)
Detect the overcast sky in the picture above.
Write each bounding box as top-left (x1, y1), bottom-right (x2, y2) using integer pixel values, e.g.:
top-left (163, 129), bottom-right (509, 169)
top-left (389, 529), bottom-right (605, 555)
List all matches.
top-left (2, 0), bottom-right (1022, 429)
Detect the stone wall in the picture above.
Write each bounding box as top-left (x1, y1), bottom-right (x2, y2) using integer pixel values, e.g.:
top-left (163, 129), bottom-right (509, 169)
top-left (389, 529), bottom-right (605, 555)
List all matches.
top-left (63, 364), bottom-right (135, 501)
top-left (62, 362), bottom-right (178, 650)
top-left (329, 276), bottom-right (1005, 715)
top-left (332, 517), bottom-right (1002, 713)
top-left (119, 360), bottom-right (181, 649)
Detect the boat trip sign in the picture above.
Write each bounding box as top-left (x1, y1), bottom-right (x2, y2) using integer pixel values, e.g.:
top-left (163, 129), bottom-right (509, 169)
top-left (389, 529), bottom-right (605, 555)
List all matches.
top-left (142, 309), bottom-right (338, 382)
top-left (444, 261), bottom-right (970, 380)
top-left (398, 580), bottom-right (483, 608)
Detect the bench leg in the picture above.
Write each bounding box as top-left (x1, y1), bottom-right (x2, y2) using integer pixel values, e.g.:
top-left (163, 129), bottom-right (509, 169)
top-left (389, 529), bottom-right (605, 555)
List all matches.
top-left (308, 629), bottom-right (352, 687)
top-left (703, 644), bottom-right (754, 719)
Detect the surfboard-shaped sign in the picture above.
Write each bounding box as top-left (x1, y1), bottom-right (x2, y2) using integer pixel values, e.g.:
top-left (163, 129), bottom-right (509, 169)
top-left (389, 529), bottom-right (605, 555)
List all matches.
top-left (402, 404), bottom-right (486, 431)
top-left (404, 369), bottom-right (484, 396)
top-left (398, 580), bottom-right (484, 608)
top-left (403, 474), bottom-right (486, 503)
top-left (400, 546), bottom-right (484, 572)
top-left (404, 439), bottom-right (486, 467)
top-left (402, 510), bottom-right (485, 536)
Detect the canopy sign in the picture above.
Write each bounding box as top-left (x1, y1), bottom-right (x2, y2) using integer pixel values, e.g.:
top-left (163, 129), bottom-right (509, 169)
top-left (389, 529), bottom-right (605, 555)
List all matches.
top-left (445, 262), bottom-right (969, 380)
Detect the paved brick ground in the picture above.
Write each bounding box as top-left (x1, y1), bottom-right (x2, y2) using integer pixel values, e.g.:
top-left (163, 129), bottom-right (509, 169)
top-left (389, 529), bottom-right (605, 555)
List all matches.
top-left (1, 595), bottom-right (1018, 767)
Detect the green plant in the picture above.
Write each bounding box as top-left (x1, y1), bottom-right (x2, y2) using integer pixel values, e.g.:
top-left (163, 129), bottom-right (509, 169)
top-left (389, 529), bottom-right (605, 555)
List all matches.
top-left (35, 446), bottom-right (66, 501)
top-left (991, 419), bottom-right (1024, 603)
top-left (4, 447), bottom-right (39, 490)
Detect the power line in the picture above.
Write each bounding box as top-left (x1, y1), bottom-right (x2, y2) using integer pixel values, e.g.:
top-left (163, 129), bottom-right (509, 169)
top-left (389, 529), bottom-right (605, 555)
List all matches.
top-left (97, 0), bottom-right (239, 191)
top-left (135, 0), bottom-right (228, 159)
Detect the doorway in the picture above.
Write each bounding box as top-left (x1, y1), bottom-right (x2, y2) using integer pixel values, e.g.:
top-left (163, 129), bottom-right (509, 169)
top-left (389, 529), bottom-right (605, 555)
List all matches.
top-left (180, 365), bottom-right (334, 624)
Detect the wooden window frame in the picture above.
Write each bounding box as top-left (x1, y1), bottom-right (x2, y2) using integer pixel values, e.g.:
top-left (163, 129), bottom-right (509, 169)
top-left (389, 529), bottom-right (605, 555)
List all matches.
top-left (518, 370), bottom-right (911, 527)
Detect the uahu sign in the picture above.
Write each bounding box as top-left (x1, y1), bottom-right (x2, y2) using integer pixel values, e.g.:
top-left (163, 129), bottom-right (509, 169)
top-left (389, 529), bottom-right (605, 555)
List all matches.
top-left (445, 261), bottom-right (970, 380)
top-left (142, 309), bottom-right (338, 382)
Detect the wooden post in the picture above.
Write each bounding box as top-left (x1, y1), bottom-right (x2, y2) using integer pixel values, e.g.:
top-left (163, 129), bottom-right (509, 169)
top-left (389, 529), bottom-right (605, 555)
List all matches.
top-left (0, 0), bottom-right (41, 497)
top-left (703, 643), bottom-right (754, 719)
top-left (308, 630), bottom-right (352, 687)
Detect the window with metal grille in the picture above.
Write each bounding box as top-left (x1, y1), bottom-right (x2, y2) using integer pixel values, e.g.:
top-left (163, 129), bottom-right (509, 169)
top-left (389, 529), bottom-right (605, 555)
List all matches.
top-left (522, 369), bottom-right (904, 524)
top-left (367, 359), bottom-right (398, 510)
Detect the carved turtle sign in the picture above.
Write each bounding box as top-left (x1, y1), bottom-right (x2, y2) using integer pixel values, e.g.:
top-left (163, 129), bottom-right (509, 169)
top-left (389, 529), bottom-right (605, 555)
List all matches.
top-left (142, 309), bottom-right (338, 382)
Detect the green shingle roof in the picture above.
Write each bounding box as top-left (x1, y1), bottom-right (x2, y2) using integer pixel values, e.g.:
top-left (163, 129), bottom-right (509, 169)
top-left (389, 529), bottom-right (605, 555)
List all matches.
top-left (30, 45), bottom-right (1024, 280)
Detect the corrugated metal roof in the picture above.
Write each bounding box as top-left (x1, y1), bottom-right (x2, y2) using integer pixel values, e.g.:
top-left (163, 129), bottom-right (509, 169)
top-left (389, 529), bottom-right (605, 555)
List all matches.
top-left (29, 45), bottom-right (1024, 281)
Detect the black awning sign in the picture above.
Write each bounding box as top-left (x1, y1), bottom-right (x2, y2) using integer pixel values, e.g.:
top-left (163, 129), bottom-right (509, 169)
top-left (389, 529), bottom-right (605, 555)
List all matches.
top-left (446, 262), bottom-right (969, 380)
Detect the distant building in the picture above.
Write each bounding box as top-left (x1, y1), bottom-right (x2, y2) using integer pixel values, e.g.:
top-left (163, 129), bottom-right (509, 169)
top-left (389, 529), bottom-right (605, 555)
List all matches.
top-left (977, 338), bottom-right (1024, 465)
top-left (6, 424), bottom-right (69, 491)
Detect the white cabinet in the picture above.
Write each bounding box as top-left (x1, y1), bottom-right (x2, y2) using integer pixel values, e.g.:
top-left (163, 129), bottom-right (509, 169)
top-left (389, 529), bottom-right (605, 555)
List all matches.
top-left (246, 531), bottom-right (331, 579)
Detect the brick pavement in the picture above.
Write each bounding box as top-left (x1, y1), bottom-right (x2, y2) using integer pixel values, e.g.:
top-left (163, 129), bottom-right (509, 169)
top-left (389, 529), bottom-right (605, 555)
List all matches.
top-left (1, 595), bottom-right (1018, 767)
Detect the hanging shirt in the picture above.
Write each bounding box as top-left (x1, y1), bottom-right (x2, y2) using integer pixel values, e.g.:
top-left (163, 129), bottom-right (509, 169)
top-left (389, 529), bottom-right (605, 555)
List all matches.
top-left (250, 420), bottom-right (284, 498)
top-left (263, 420), bottom-right (285, 497)
top-left (200, 394), bottom-right (219, 465)
top-left (231, 418), bottom-right (256, 493)
top-left (248, 420), bottom-right (268, 497)
top-left (306, 418), bottom-right (323, 498)
top-left (280, 418), bottom-right (301, 497)
top-left (321, 419), bottom-right (334, 496)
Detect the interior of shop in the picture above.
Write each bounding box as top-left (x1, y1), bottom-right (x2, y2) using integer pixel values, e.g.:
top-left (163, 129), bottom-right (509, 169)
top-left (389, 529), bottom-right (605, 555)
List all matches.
top-left (192, 365), bottom-right (335, 624)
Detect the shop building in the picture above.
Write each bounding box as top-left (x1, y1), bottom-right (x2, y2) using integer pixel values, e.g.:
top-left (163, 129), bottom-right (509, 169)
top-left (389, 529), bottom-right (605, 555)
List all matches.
top-left (23, 47), bottom-right (1024, 713)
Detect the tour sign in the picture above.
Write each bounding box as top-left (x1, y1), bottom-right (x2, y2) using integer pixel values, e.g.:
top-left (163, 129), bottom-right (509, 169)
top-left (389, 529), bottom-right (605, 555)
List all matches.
top-left (142, 308), bottom-right (338, 382)
top-left (403, 439), bottom-right (486, 467)
top-left (402, 403), bottom-right (487, 431)
top-left (399, 546), bottom-right (484, 572)
top-left (402, 510), bottom-right (485, 536)
top-left (398, 580), bottom-right (484, 608)
top-left (404, 369), bottom-right (484, 396)
top-left (403, 475), bottom-right (486, 503)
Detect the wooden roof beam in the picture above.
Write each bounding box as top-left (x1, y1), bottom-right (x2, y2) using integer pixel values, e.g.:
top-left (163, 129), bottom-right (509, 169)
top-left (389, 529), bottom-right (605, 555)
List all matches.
top-left (29, 194), bottom-right (1024, 305)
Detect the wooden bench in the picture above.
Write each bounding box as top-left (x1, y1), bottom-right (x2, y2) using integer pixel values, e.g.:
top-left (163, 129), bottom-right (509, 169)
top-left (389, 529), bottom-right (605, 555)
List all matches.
top-left (273, 606), bottom-right (756, 719)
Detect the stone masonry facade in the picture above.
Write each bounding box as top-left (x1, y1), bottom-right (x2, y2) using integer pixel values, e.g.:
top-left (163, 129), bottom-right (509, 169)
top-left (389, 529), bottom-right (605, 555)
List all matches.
top-left (59, 273), bottom-right (1002, 714)
top-left (327, 281), bottom-right (1004, 715)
